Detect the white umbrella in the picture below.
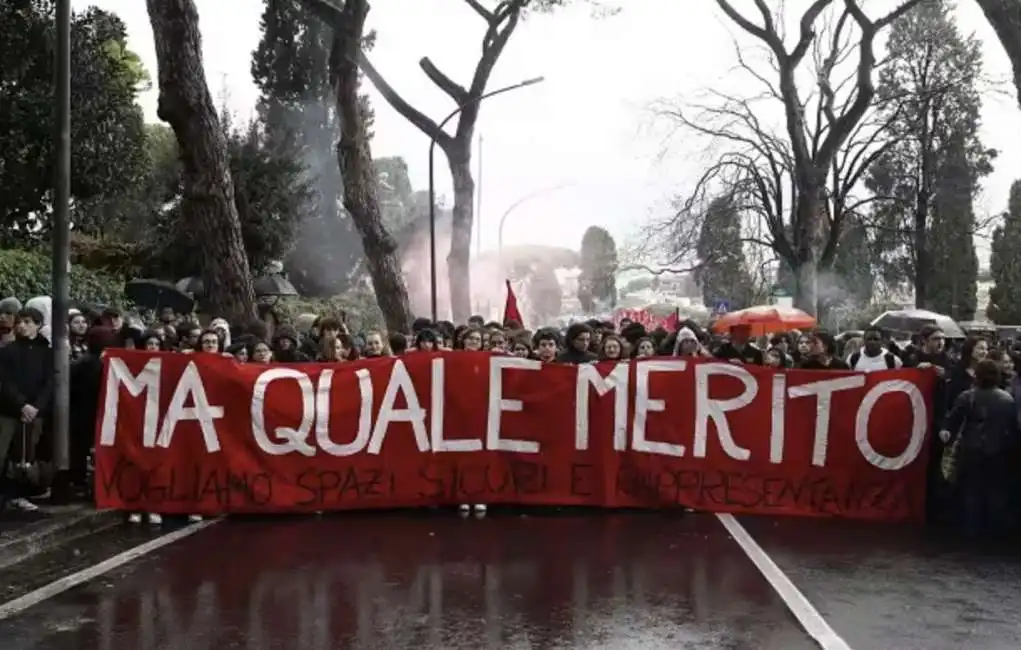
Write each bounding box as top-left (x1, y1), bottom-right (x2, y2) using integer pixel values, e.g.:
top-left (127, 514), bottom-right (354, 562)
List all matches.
top-left (871, 309), bottom-right (965, 338)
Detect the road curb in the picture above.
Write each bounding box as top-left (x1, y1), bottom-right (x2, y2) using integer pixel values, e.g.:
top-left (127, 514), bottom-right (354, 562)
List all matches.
top-left (0, 508), bottom-right (122, 572)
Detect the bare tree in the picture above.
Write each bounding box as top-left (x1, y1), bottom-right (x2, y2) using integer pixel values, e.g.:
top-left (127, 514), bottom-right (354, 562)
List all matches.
top-left (644, 2), bottom-right (915, 314)
top-left (303, 0), bottom-right (538, 323)
top-left (975, 0), bottom-right (1021, 109)
top-left (146, 0), bottom-right (256, 321)
top-left (684, 0), bottom-right (923, 315)
top-left (300, 0), bottom-right (413, 333)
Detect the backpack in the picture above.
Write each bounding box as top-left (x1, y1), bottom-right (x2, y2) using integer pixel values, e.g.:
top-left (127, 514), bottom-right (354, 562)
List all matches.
top-left (849, 351), bottom-right (896, 370)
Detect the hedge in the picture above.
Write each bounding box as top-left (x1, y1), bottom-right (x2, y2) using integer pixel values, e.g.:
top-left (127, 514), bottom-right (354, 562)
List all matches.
top-left (0, 249), bottom-right (127, 307)
top-left (272, 290), bottom-right (384, 333)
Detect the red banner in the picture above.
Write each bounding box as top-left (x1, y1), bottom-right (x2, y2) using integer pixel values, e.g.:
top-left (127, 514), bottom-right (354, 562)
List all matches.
top-left (94, 350), bottom-right (935, 521)
top-left (612, 308), bottom-right (678, 331)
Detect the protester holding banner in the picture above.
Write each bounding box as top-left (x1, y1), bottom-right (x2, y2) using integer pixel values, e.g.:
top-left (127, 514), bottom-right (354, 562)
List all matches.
top-left (556, 323), bottom-right (598, 364)
top-left (4, 293), bottom-right (1019, 542)
top-left (798, 331), bottom-right (850, 370)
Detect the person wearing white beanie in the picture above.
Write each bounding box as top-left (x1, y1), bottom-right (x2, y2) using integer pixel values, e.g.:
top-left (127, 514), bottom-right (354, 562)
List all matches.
top-left (24, 296), bottom-right (52, 344)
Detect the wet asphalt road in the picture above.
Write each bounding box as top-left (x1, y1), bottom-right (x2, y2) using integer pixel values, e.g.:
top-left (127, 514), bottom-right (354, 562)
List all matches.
top-left (0, 511), bottom-right (1019, 650)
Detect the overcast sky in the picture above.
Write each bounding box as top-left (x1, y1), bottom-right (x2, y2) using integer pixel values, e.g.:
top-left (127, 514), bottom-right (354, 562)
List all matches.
top-left (77, 0), bottom-right (1021, 263)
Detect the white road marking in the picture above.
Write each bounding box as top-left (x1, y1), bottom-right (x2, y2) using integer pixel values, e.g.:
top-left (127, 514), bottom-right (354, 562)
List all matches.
top-left (0, 518), bottom-right (220, 621)
top-left (716, 513), bottom-right (853, 650)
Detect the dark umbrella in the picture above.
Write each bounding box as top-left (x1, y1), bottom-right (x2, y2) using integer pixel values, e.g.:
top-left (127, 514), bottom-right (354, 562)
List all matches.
top-left (871, 309), bottom-right (965, 339)
top-left (254, 274), bottom-right (298, 299)
top-left (125, 279), bottom-right (195, 314)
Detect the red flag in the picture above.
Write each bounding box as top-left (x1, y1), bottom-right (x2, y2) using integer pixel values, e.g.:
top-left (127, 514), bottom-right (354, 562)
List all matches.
top-left (503, 279), bottom-right (523, 327)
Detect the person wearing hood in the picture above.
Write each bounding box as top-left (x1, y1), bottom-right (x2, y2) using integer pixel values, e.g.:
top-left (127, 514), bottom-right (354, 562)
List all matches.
top-left (672, 327), bottom-right (706, 357)
top-left (209, 317), bottom-right (231, 350)
top-left (25, 296), bottom-right (52, 344)
top-left (0, 297), bottom-right (21, 347)
top-left (556, 323), bottom-right (598, 364)
top-left (0, 307), bottom-right (54, 512)
top-left (272, 324), bottom-right (309, 362)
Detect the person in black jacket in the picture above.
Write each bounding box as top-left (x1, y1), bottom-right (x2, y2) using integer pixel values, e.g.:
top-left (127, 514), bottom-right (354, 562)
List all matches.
top-left (939, 359), bottom-right (1019, 537)
top-left (798, 330), bottom-right (851, 370)
top-left (714, 325), bottom-right (764, 365)
top-left (63, 326), bottom-right (120, 497)
top-left (556, 323), bottom-right (598, 364)
top-left (0, 307), bottom-right (54, 512)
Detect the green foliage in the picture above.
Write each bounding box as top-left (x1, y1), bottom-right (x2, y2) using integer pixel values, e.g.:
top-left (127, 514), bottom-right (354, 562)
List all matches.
top-left (866, 0), bottom-right (992, 306)
top-left (577, 226), bottom-right (618, 311)
top-left (147, 111), bottom-right (313, 279)
top-left (75, 123), bottom-right (181, 240)
top-left (272, 284), bottom-right (384, 333)
top-left (694, 194), bottom-right (756, 310)
top-left (253, 0), bottom-right (363, 297)
top-left (376, 157), bottom-right (421, 234)
top-left (0, 249), bottom-right (125, 306)
top-left (0, 1), bottom-right (149, 242)
top-left (987, 181), bottom-right (1021, 324)
top-left (927, 136), bottom-right (979, 320)
top-left (70, 235), bottom-right (149, 280)
top-left (845, 301), bottom-right (906, 330)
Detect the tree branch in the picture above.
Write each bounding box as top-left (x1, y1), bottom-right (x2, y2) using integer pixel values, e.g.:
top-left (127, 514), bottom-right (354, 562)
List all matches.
top-left (419, 57), bottom-right (470, 104)
top-left (463, 0), bottom-right (496, 22)
top-left (790, 0), bottom-right (836, 64)
top-left (816, 0), bottom-right (923, 166)
top-left (455, 0), bottom-right (526, 142)
top-left (299, 0), bottom-right (455, 149)
top-left (298, 0), bottom-right (343, 25)
top-left (618, 262), bottom-right (709, 276)
top-left (357, 54), bottom-right (453, 149)
top-left (974, 0), bottom-right (1021, 109)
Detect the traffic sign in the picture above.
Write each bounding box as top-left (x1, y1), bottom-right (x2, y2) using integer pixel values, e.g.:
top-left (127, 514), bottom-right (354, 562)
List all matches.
top-left (713, 299), bottom-right (730, 315)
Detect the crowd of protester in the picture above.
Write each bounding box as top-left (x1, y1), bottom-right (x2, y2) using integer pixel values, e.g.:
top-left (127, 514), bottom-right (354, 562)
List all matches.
top-left (0, 295), bottom-right (1017, 538)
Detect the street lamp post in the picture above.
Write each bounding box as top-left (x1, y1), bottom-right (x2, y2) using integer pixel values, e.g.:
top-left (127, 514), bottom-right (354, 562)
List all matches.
top-left (51, 0), bottom-right (72, 482)
top-left (427, 76), bottom-right (544, 322)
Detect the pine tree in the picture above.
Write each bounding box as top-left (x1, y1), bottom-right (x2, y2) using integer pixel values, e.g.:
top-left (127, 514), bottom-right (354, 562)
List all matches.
top-left (694, 193), bottom-right (755, 310)
top-left (988, 181), bottom-right (1021, 324)
top-left (927, 134), bottom-right (979, 320)
top-left (577, 226), bottom-right (618, 312)
top-left (251, 0), bottom-right (361, 296)
top-left (865, 0), bottom-right (993, 309)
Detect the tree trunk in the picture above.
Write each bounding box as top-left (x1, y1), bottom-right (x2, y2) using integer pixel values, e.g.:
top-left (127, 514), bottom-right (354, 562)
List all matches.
top-left (913, 196), bottom-right (929, 309)
top-left (329, 0), bottom-right (412, 334)
top-left (447, 150), bottom-right (475, 323)
top-left (976, 0), bottom-right (1021, 109)
top-left (792, 192), bottom-right (822, 316)
top-left (145, 0), bottom-right (256, 322)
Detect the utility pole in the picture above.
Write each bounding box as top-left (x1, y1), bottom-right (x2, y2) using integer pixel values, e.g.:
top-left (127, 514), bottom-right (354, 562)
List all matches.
top-left (51, 0), bottom-right (72, 496)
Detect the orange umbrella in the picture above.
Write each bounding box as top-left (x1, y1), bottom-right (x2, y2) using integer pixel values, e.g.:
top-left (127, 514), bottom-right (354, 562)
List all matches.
top-left (711, 305), bottom-right (816, 336)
